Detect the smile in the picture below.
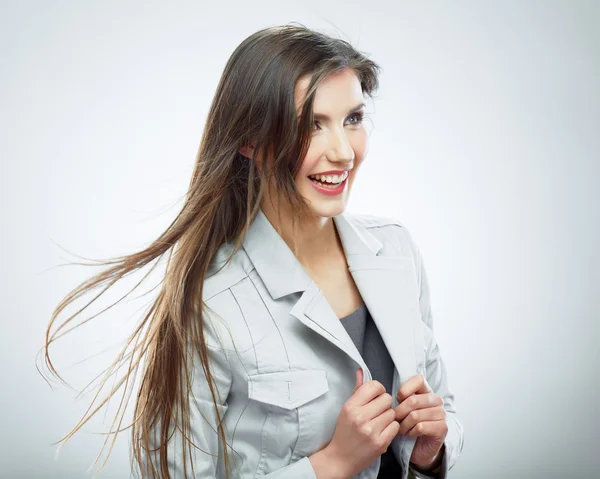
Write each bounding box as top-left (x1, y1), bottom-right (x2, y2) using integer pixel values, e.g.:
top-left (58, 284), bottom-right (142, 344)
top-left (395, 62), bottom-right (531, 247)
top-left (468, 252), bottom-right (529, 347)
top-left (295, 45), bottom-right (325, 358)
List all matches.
top-left (308, 173), bottom-right (348, 196)
top-left (308, 171), bottom-right (349, 184)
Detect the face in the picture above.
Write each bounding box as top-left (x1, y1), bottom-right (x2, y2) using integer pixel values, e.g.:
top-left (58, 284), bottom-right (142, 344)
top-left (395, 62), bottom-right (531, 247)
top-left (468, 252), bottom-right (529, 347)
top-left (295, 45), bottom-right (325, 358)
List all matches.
top-left (293, 68), bottom-right (370, 219)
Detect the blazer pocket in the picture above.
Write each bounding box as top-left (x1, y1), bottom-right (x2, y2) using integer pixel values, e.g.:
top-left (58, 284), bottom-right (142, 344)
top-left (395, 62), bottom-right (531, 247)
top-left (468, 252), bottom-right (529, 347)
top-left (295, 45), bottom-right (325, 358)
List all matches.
top-left (248, 369), bottom-right (329, 409)
top-left (247, 369), bottom-right (329, 477)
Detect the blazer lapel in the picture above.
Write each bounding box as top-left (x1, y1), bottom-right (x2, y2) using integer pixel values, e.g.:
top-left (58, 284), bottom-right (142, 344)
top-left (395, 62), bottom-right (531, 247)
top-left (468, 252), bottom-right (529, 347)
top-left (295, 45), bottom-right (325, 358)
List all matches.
top-left (242, 209), bottom-right (370, 375)
top-left (333, 212), bottom-right (425, 471)
top-left (333, 213), bottom-right (425, 387)
top-left (290, 281), bottom-right (370, 378)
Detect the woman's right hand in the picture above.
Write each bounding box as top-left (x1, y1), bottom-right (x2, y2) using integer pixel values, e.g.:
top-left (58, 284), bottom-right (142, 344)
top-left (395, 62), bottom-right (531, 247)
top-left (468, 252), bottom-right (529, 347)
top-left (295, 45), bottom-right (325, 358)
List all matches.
top-left (325, 368), bottom-right (400, 478)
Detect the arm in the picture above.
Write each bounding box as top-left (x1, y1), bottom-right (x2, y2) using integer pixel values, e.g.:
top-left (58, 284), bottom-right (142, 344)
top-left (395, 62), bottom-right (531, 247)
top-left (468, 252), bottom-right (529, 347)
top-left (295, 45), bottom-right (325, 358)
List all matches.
top-left (258, 442), bottom-right (347, 479)
top-left (141, 331), bottom-right (234, 478)
top-left (140, 309), bottom-right (339, 479)
top-left (241, 445), bottom-right (344, 479)
top-left (408, 444), bottom-right (444, 478)
top-left (308, 447), bottom-right (350, 479)
top-left (408, 232), bottom-right (465, 478)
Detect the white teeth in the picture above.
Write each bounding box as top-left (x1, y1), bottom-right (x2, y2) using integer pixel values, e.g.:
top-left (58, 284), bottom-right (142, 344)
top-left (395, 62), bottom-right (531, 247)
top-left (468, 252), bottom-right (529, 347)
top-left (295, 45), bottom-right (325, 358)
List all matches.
top-left (309, 171), bottom-right (349, 184)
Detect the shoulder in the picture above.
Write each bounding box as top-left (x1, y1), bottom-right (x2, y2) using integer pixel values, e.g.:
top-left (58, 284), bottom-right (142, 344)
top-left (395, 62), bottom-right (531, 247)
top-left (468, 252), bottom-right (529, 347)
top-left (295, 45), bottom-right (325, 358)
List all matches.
top-left (202, 243), bottom-right (253, 301)
top-left (345, 211), bottom-right (405, 230)
top-left (345, 212), bottom-right (430, 295)
top-left (201, 242), bottom-right (279, 353)
top-left (344, 211), bottom-right (421, 259)
top-left (201, 244), bottom-right (260, 350)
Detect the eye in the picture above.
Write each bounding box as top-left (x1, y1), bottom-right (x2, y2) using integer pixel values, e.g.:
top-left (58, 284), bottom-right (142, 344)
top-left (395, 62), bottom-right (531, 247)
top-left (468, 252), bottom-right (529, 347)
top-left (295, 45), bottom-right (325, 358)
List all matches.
top-left (346, 112), bottom-right (364, 125)
top-left (309, 112), bottom-right (365, 133)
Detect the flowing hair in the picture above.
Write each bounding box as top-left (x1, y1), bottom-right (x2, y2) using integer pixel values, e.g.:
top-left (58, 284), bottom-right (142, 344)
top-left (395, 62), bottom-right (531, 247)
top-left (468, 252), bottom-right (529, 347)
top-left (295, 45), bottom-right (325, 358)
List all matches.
top-left (39, 23), bottom-right (381, 478)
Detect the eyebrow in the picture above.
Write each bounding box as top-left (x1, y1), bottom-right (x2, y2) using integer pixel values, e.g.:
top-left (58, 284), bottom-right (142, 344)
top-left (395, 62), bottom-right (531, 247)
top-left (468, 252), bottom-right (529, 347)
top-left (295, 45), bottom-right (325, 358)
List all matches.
top-left (311, 102), bottom-right (366, 122)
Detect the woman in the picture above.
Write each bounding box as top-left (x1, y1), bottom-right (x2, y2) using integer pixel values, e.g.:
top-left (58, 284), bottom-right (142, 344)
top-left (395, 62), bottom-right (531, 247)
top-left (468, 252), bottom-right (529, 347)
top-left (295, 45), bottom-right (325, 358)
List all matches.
top-left (42, 24), bottom-right (463, 478)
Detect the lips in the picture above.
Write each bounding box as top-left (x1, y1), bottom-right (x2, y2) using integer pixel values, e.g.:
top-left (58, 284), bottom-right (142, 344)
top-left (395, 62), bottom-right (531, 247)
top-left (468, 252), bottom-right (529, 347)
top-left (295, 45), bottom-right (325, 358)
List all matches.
top-left (308, 170), bottom-right (349, 184)
top-left (308, 174), bottom-right (348, 196)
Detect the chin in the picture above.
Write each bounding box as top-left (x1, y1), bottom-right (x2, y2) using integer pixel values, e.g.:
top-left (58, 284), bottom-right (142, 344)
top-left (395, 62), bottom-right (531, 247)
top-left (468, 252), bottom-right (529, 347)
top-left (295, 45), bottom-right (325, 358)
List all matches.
top-left (297, 179), bottom-right (352, 218)
top-left (303, 196), bottom-right (349, 219)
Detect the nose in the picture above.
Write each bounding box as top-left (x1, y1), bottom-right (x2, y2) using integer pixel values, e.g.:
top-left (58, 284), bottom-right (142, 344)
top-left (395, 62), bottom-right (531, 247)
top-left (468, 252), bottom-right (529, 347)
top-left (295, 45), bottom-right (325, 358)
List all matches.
top-left (326, 125), bottom-right (355, 165)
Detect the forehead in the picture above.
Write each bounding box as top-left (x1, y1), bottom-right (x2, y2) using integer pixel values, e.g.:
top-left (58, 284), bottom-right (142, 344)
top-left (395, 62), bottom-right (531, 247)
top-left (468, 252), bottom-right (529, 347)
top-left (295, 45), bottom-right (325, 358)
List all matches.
top-left (294, 68), bottom-right (364, 113)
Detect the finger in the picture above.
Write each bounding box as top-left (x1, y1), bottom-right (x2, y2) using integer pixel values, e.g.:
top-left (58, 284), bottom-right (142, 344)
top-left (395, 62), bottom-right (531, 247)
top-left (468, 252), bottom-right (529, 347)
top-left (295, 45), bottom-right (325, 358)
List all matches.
top-left (396, 375), bottom-right (431, 403)
top-left (350, 380), bottom-right (387, 407)
top-left (376, 409), bottom-right (400, 444)
top-left (394, 393), bottom-right (443, 422)
top-left (355, 368), bottom-right (363, 391)
top-left (361, 391), bottom-right (394, 421)
top-left (380, 413), bottom-right (400, 445)
top-left (404, 419), bottom-right (449, 439)
top-left (396, 406), bottom-right (446, 436)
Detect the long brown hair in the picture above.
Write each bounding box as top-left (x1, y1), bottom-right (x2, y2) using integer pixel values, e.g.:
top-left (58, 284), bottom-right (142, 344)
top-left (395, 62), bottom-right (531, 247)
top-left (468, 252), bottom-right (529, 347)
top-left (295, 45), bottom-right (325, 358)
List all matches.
top-left (39, 23), bottom-right (381, 478)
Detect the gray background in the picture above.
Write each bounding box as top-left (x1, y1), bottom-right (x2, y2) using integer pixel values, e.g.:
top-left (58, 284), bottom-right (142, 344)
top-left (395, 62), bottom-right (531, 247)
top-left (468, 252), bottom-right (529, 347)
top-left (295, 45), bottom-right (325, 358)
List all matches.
top-left (1, 1), bottom-right (599, 477)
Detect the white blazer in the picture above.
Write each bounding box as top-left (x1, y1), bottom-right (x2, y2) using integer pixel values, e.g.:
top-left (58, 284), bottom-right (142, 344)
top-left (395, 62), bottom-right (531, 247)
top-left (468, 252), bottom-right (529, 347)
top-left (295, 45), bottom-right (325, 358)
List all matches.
top-left (143, 209), bottom-right (464, 479)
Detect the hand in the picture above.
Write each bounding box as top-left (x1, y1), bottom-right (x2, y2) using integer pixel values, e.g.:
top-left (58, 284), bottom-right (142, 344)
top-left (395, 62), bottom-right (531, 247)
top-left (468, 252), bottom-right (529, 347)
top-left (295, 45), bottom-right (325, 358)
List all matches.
top-left (394, 374), bottom-right (447, 470)
top-left (325, 368), bottom-right (400, 478)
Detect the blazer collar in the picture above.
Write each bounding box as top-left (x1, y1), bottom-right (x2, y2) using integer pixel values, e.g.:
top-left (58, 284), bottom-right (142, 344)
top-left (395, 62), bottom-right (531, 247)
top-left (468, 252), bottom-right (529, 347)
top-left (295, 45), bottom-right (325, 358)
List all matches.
top-left (241, 209), bottom-right (382, 300)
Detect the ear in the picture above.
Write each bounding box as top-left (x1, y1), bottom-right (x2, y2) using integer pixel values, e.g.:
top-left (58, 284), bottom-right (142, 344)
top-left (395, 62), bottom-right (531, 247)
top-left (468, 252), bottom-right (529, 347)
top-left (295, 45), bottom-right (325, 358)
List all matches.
top-left (239, 144), bottom-right (254, 159)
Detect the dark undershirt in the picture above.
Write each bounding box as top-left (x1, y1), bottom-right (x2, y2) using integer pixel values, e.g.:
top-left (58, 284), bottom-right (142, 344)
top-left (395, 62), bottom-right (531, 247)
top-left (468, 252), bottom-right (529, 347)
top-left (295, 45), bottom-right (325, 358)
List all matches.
top-left (339, 304), bottom-right (403, 478)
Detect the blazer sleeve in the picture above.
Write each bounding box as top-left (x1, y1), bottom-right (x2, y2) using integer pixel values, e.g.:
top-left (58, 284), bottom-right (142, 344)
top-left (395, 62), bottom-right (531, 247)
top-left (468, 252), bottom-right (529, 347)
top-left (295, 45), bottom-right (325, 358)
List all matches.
top-left (139, 305), bottom-right (321, 479)
top-left (406, 230), bottom-right (465, 478)
top-left (260, 457), bottom-right (319, 478)
top-left (138, 306), bottom-right (233, 478)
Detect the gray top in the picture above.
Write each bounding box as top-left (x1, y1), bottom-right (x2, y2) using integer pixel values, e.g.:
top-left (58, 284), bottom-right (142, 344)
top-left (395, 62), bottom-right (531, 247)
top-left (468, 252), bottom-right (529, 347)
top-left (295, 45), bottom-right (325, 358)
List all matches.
top-left (340, 303), bottom-right (402, 477)
top-left (339, 303), bottom-right (395, 403)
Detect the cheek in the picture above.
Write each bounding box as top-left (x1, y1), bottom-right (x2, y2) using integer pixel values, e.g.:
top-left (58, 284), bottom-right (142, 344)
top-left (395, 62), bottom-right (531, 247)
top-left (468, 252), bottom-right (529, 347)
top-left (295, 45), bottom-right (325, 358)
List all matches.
top-left (351, 129), bottom-right (369, 158)
top-left (295, 128), bottom-right (369, 180)
top-left (295, 147), bottom-right (320, 179)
